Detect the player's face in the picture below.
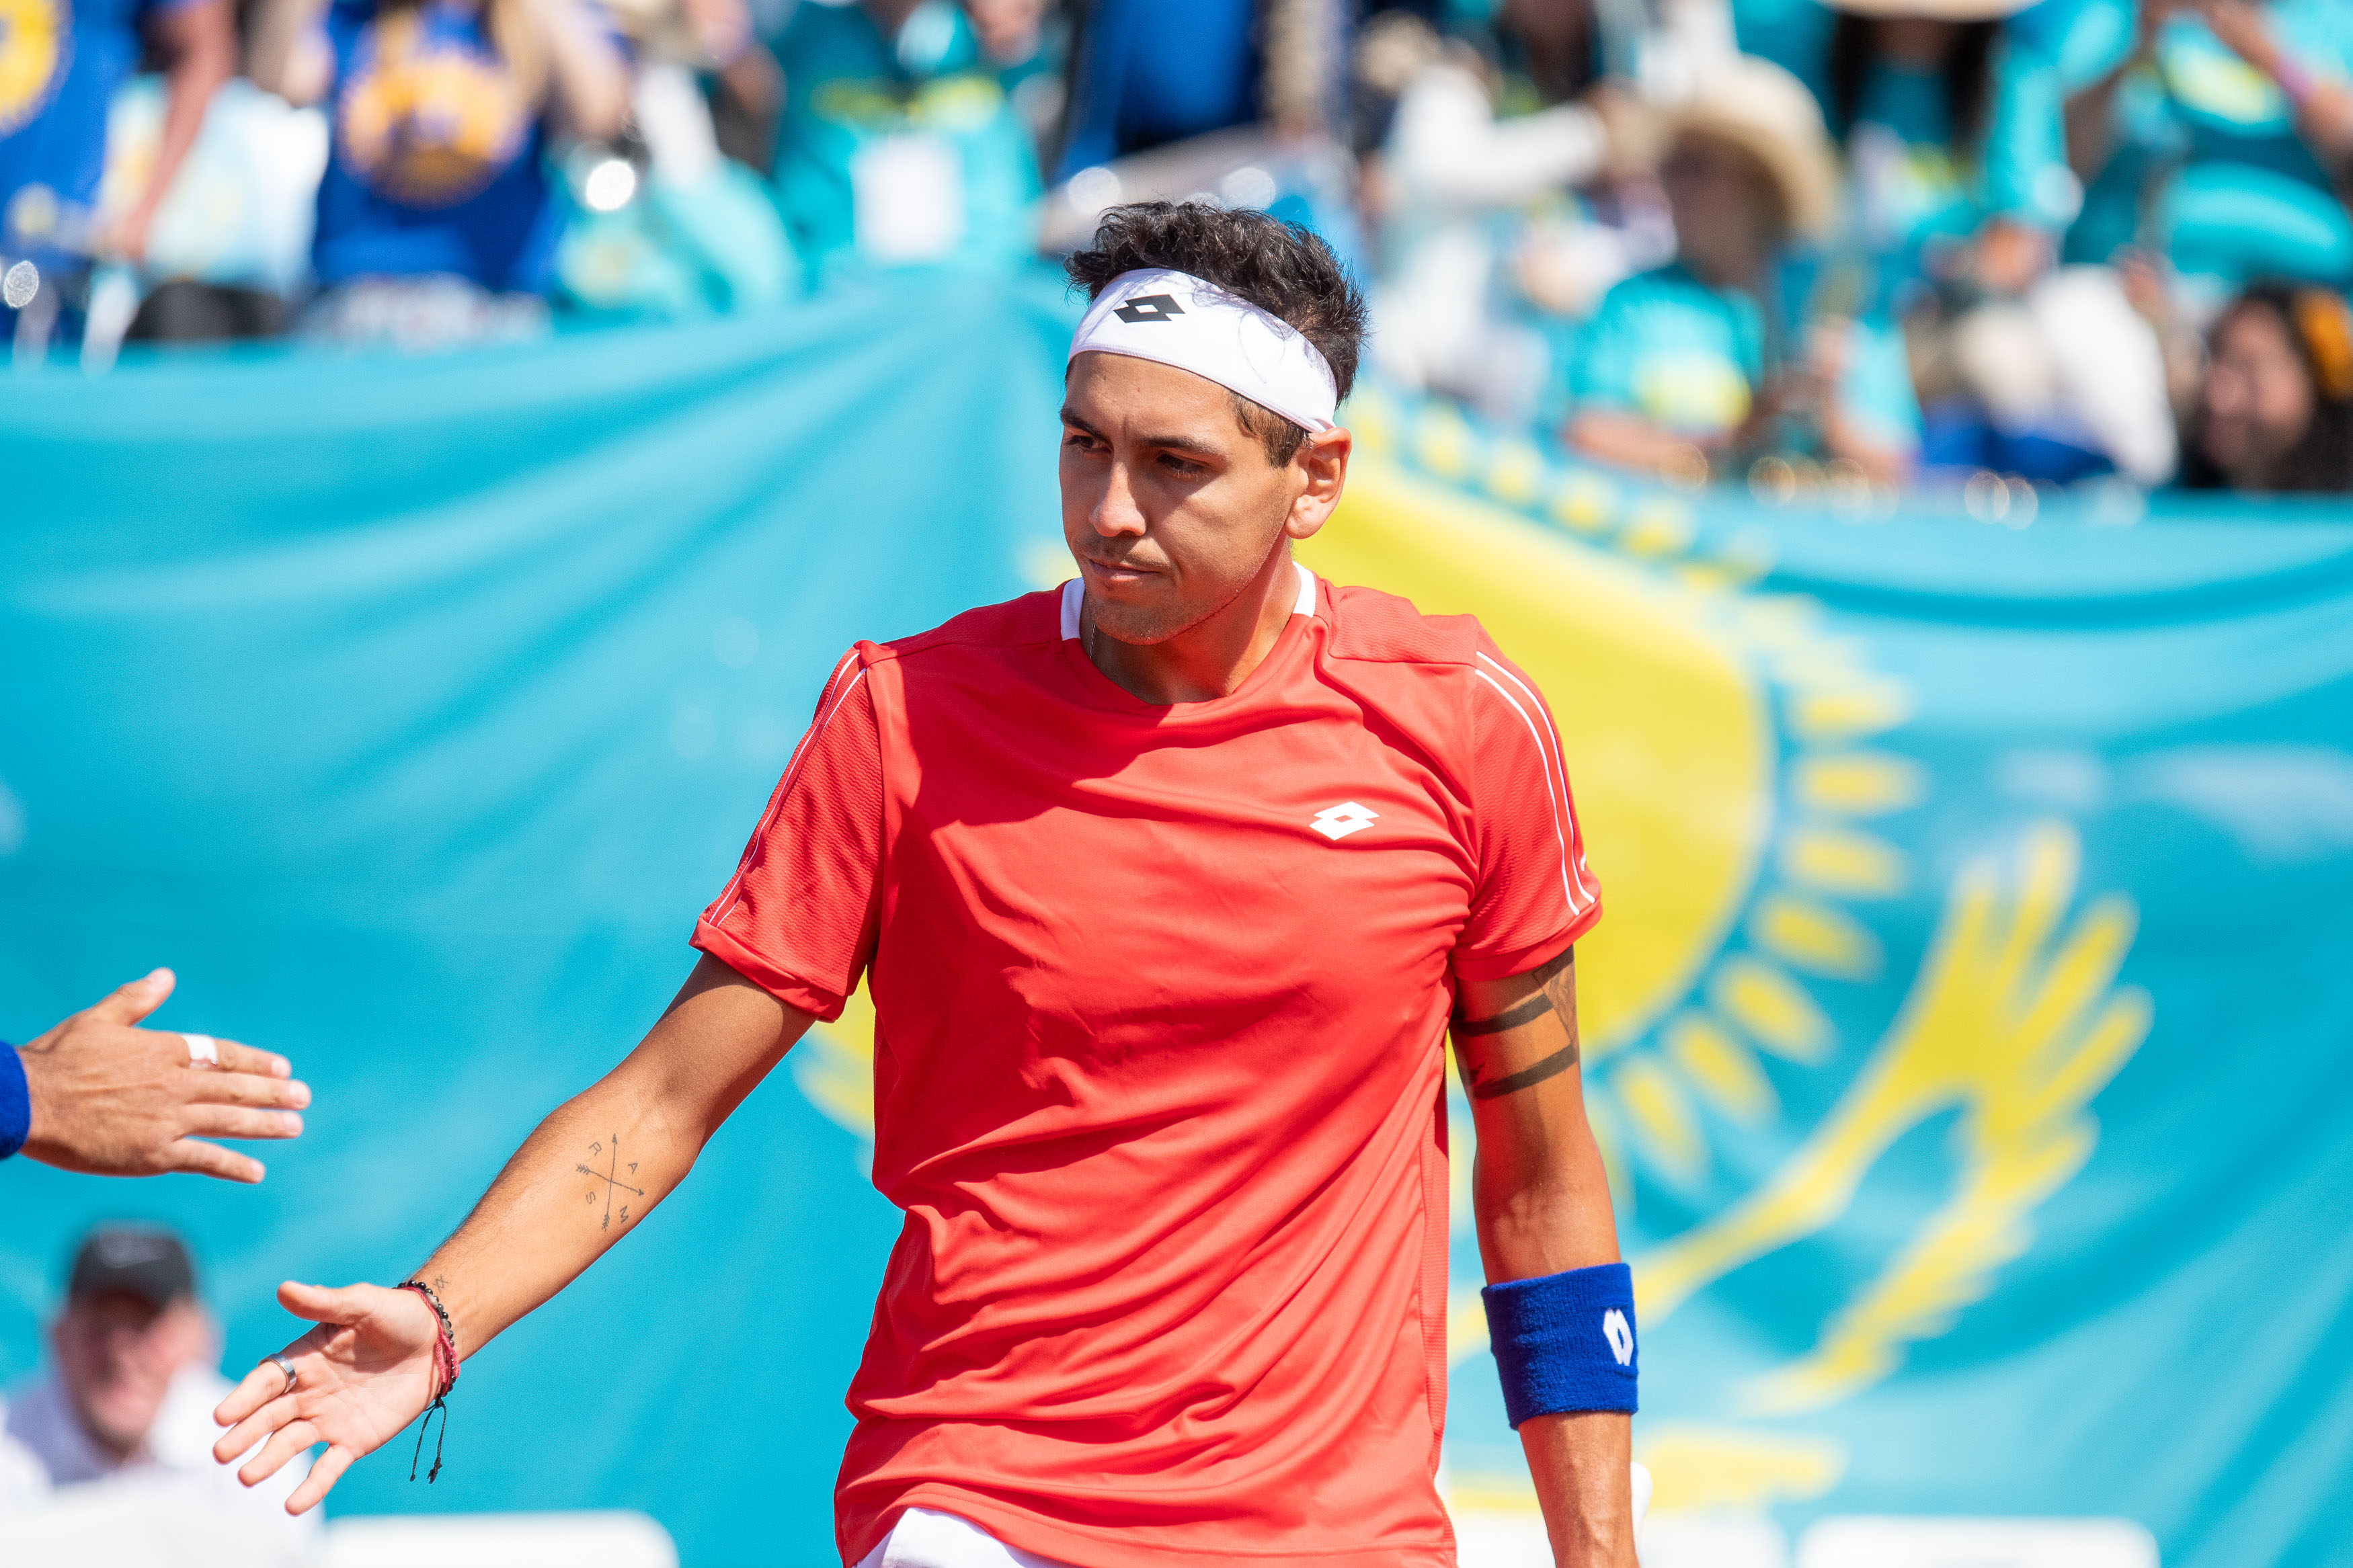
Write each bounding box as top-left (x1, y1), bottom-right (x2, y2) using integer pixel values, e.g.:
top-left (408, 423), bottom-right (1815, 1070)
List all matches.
top-left (1060, 352), bottom-right (1326, 647)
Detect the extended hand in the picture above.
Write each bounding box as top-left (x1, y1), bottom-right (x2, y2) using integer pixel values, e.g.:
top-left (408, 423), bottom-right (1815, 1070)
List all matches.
top-left (214, 1282), bottom-right (442, 1514)
top-left (17, 969), bottom-right (309, 1181)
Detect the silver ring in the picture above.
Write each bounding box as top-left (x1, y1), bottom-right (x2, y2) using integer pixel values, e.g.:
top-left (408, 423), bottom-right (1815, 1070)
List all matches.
top-left (266, 1352), bottom-right (297, 1399)
top-left (182, 1033), bottom-right (218, 1068)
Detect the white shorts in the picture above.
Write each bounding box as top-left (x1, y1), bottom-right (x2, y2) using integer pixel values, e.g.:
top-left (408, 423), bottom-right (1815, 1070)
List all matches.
top-left (854, 1508), bottom-right (1084, 1568)
top-left (854, 1464), bottom-right (1652, 1567)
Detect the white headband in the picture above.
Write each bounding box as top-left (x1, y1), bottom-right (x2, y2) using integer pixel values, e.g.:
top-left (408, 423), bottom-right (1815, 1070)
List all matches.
top-left (1068, 268), bottom-right (1339, 434)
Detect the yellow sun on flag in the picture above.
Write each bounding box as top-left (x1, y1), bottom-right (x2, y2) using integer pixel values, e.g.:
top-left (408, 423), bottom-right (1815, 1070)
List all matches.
top-left (0, 0), bottom-right (68, 138)
top-left (1306, 396), bottom-right (1923, 1216)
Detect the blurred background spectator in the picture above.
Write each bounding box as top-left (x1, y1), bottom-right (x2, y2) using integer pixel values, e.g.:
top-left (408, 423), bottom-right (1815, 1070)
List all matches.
top-left (247, 0), bottom-right (631, 347)
top-left (2179, 276), bottom-right (2353, 489)
top-left (554, 0), bottom-right (800, 317)
top-left (0, 0), bottom-right (233, 359)
top-left (0, 0), bottom-right (2345, 496)
top-left (0, 1225), bottom-right (316, 1564)
top-left (768, 0), bottom-right (1041, 280)
top-left (1560, 54), bottom-right (1920, 487)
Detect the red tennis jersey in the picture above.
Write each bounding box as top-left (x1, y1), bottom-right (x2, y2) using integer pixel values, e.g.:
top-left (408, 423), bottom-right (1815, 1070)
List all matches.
top-left (693, 565), bottom-right (1601, 1568)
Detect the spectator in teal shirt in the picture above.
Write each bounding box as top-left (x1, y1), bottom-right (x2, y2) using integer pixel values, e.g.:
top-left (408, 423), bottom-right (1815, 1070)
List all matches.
top-left (1563, 56), bottom-right (1919, 487)
top-left (2063, 0), bottom-right (2353, 297)
top-left (1825, 0), bottom-right (2077, 312)
top-left (767, 0), bottom-right (1042, 283)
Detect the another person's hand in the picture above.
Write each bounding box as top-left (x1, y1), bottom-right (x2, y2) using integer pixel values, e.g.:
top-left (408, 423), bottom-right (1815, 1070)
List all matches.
top-left (677, 0), bottom-right (752, 67)
top-left (106, 197), bottom-right (160, 264)
top-left (1584, 81), bottom-right (1659, 185)
top-left (1972, 216), bottom-right (2054, 298)
top-left (15, 969), bottom-right (309, 1182)
top-left (213, 1282), bottom-right (442, 1513)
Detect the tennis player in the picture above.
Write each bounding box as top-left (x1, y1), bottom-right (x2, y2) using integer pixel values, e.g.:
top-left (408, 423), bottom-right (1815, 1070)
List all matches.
top-left (212, 202), bottom-right (1639, 1567)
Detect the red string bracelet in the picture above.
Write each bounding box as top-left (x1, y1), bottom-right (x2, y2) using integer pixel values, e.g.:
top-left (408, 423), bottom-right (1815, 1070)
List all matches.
top-left (395, 1280), bottom-right (460, 1482)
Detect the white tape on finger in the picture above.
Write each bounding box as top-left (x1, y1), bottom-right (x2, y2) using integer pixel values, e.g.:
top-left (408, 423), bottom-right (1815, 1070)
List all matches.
top-left (182, 1033), bottom-right (218, 1067)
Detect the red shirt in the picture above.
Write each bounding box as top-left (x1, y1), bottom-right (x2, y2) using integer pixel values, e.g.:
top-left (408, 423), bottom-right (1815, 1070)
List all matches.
top-left (694, 565), bottom-right (1601, 1568)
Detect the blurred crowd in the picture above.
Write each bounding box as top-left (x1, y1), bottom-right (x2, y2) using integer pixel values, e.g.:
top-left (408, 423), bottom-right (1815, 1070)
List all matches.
top-left (4, 0), bottom-right (2350, 496)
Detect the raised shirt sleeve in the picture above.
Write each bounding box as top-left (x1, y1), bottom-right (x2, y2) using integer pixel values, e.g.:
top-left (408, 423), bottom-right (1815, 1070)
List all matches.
top-left (1451, 645), bottom-right (1603, 981)
top-left (692, 651), bottom-right (883, 1022)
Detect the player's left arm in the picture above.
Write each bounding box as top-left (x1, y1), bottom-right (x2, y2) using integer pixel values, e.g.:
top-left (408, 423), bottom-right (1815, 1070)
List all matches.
top-left (1454, 948), bottom-right (1636, 1568)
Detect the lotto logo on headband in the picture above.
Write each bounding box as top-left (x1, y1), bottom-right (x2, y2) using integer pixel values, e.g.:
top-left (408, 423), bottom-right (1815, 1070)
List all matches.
top-left (1114, 294), bottom-right (1185, 325)
top-left (1069, 268), bottom-right (1339, 432)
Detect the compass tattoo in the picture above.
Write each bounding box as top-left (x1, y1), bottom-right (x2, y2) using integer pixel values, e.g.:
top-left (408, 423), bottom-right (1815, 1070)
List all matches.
top-left (577, 1136), bottom-right (646, 1233)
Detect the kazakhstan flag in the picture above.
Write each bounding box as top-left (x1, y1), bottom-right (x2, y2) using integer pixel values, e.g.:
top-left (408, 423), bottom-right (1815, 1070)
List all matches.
top-left (4, 276), bottom-right (2350, 1568)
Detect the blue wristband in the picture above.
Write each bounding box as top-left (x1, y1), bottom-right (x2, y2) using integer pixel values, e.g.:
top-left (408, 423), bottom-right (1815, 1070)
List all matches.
top-left (0, 1044), bottom-right (28, 1161)
top-left (1481, 1261), bottom-right (1638, 1427)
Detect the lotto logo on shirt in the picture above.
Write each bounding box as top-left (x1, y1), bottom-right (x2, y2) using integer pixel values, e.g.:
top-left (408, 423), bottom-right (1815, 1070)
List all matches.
top-left (337, 17), bottom-right (530, 208)
top-left (0, 0), bottom-right (67, 138)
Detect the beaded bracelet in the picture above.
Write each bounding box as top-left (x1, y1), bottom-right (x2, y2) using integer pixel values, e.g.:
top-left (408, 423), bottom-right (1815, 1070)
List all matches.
top-left (395, 1280), bottom-right (460, 1481)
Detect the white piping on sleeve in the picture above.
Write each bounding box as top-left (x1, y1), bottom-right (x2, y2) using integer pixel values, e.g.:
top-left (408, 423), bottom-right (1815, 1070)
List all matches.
top-left (1470, 668), bottom-right (1584, 921)
top-left (1475, 651), bottom-right (1600, 908)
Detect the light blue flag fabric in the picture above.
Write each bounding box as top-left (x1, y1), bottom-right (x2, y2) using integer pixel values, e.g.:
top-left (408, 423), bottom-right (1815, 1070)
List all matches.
top-left (4, 280), bottom-right (2351, 1567)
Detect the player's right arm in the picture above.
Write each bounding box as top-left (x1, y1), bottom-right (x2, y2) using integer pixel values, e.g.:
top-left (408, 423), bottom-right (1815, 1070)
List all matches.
top-left (210, 954), bottom-right (813, 1513)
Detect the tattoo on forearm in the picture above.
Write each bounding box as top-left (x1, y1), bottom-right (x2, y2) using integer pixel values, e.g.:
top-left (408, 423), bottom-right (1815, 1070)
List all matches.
top-left (576, 1136), bottom-right (644, 1233)
top-left (1462, 1042), bottom-right (1581, 1100)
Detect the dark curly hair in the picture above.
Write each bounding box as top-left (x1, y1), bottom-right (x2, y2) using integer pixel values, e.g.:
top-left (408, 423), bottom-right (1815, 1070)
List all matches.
top-left (1066, 202), bottom-right (1369, 466)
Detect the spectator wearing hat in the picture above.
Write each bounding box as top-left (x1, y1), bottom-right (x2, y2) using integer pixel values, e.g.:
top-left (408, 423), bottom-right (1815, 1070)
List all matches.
top-left (0, 0), bottom-right (234, 351)
top-left (247, 0), bottom-right (631, 347)
top-left (0, 1226), bottom-right (317, 1540)
top-left (2061, 0), bottom-right (2353, 301)
top-left (2180, 280), bottom-right (2353, 490)
top-left (1562, 55), bottom-right (1919, 487)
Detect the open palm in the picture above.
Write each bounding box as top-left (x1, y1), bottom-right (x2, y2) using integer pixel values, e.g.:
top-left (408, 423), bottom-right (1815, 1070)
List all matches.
top-left (212, 1281), bottom-right (442, 1514)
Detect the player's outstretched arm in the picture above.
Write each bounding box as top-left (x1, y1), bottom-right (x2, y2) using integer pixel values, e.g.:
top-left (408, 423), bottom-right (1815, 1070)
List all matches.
top-left (212, 954), bottom-right (813, 1512)
top-left (1453, 949), bottom-right (1636, 1568)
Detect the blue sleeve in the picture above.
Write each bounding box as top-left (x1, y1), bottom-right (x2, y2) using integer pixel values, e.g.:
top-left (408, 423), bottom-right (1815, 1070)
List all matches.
top-left (1, 1044), bottom-right (28, 1161)
top-left (1982, 38), bottom-right (2075, 228)
top-left (2048, 0), bottom-right (2136, 88)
